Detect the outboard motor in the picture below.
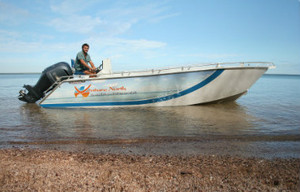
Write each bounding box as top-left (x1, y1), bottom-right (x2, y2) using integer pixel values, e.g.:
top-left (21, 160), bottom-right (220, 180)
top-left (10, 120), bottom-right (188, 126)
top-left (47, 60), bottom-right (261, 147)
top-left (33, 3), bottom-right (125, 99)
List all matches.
top-left (18, 62), bottom-right (73, 103)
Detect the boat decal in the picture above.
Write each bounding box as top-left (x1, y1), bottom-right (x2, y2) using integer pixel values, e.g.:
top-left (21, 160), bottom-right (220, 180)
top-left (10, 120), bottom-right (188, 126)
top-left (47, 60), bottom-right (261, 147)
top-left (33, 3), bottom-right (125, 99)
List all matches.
top-left (41, 69), bottom-right (224, 108)
top-left (74, 84), bottom-right (91, 98)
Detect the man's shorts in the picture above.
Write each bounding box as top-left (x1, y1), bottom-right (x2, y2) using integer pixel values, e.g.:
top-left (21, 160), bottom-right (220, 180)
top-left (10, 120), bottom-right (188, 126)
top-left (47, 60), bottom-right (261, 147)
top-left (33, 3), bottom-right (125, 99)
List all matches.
top-left (74, 71), bottom-right (86, 75)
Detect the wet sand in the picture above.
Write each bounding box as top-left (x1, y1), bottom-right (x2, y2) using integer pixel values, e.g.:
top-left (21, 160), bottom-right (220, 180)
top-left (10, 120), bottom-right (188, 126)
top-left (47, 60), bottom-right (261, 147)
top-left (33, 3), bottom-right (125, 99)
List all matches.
top-left (0, 148), bottom-right (299, 191)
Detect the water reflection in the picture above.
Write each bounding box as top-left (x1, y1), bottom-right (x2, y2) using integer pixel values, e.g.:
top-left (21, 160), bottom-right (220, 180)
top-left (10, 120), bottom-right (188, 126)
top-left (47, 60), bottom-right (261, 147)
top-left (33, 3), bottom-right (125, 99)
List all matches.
top-left (18, 102), bottom-right (256, 142)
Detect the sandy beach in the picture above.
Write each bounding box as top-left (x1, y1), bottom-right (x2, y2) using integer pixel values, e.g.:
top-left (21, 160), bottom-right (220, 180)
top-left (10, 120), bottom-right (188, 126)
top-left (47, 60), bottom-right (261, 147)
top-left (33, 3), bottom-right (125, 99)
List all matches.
top-left (0, 148), bottom-right (299, 191)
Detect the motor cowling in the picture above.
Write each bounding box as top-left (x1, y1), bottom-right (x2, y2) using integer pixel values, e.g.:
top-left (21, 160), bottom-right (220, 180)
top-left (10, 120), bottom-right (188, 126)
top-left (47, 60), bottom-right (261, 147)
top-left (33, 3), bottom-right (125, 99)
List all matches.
top-left (18, 62), bottom-right (73, 103)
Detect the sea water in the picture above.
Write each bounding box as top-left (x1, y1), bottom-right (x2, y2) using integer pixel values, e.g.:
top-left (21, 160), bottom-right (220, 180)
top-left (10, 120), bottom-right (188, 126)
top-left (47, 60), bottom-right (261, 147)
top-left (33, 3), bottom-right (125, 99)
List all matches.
top-left (0, 74), bottom-right (299, 158)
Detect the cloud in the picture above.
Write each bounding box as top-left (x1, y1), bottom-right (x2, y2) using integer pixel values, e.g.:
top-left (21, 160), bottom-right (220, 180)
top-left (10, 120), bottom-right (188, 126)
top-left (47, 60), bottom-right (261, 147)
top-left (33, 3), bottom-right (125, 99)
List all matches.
top-left (179, 53), bottom-right (239, 59)
top-left (50, 0), bottom-right (95, 15)
top-left (0, 30), bottom-right (40, 53)
top-left (48, 0), bottom-right (179, 36)
top-left (0, 29), bottom-right (20, 40)
top-left (49, 15), bottom-right (103, 34)
top-left (115, 38), bottom-right (166, 49)
top-left (149, 12), bottom-right (181, 23)
top-left (85, 37), bottom-right (166, 61)
top-left (0, 1), bottom-right (174, 72)
top-left (49, 0), bottom-right (103, 34)
top-left (98, 2), bottom-right (179, 35)
top-left (0, 29), bottom-right (76, 54)
top-left (0, 33), bottom-right (166, 72)
top-left (100, 3), bottom-right (163, 21)
top-left (0, 1), bottom-right (30, 25)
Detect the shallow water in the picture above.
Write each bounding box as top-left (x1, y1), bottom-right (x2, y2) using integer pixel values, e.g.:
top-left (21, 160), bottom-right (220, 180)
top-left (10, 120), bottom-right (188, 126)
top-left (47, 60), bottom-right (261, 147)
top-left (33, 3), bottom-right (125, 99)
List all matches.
top-left (0, 74), bottom-right (299, 158)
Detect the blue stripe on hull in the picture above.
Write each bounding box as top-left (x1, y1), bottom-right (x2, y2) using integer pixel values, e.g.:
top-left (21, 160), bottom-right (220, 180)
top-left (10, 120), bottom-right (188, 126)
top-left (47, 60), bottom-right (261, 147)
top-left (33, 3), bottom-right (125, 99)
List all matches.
top-left (41, 69), bottom-right (224, 108)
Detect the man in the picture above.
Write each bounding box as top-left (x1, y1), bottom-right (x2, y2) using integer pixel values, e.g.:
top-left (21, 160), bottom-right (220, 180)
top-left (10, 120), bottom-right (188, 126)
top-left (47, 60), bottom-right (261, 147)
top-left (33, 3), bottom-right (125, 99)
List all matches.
top-left (75, 43), bottom-right (98, 75)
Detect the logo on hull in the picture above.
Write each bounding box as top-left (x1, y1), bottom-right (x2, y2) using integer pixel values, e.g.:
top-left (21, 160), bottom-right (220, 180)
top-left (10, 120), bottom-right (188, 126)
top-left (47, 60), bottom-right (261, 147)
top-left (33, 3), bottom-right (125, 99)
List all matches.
top-left (74, 84), bottom-right (91, 98)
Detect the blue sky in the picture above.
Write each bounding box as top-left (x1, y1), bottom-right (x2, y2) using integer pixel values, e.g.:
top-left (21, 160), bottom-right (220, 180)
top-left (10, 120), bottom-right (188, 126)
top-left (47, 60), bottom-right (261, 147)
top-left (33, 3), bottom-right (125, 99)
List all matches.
top-left (0, 0), bottom-right (299, 74)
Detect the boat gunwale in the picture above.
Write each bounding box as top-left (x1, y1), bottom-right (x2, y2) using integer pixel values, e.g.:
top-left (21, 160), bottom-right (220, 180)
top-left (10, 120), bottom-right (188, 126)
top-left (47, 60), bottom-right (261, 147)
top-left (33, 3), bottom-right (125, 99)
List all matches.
top-left (64, 63), bottom-right (273, 82)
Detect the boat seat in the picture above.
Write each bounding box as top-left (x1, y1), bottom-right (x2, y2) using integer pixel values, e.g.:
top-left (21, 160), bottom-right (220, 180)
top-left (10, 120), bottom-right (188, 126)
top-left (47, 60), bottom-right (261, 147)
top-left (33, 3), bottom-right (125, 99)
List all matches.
top-left (70, 59), bottom-right (76, 74)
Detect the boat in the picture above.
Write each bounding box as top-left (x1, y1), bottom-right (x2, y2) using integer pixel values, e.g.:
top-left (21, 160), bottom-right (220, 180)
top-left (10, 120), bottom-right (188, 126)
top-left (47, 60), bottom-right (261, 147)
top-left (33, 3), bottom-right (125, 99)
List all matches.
top-left (18, 59), bottom-right (275, 108)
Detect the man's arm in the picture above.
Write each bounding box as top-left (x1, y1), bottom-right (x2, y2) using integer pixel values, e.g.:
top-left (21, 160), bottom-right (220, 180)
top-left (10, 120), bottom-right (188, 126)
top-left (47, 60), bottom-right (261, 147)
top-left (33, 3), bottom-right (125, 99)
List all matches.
top-left (79, 59), bottom-right (93, 71)
top-left (89, 60), bottom-right (96, 69)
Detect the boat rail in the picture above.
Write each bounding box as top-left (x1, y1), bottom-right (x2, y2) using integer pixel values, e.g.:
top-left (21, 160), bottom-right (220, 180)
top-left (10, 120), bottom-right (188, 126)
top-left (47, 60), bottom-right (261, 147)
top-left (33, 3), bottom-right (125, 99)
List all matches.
top-left (58, 62), bottom-right (274, 82)
top-left (99, 61), bottom-right (275, 77)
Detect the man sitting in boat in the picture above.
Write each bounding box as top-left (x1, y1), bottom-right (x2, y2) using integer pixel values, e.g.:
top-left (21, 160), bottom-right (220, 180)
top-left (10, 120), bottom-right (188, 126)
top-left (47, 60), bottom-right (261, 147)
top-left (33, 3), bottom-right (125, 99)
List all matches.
top-left (74, 43), bottom-right (99, 75)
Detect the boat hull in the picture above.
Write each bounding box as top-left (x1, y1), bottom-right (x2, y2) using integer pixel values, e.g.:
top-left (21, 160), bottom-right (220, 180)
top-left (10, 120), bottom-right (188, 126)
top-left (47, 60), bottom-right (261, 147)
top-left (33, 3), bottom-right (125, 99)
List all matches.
top-left (39, 67), bottom-right (267, 108)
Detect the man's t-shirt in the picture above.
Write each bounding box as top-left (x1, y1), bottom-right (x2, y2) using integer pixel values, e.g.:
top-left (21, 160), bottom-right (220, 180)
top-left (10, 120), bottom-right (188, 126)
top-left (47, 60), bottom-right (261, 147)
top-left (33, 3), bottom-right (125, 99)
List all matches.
top-left (75, 51), bottom-right (91, 71)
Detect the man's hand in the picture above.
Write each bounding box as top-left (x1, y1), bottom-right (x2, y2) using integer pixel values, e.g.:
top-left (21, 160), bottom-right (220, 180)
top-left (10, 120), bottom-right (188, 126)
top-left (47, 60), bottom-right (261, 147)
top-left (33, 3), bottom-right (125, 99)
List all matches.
top-left (89, 67), bottom-right (97, 73)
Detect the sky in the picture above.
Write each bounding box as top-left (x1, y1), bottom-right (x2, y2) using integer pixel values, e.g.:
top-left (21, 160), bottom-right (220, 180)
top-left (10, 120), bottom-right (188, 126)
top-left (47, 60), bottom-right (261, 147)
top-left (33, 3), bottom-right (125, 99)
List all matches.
top-left (0, 0), bottom-right (299, 74)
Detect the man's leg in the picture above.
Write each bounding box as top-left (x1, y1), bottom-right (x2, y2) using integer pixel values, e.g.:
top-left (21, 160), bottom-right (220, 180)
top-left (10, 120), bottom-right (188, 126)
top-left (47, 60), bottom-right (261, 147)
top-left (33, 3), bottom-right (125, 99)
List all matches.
top-left (83, 70), bottom-right (97, 77)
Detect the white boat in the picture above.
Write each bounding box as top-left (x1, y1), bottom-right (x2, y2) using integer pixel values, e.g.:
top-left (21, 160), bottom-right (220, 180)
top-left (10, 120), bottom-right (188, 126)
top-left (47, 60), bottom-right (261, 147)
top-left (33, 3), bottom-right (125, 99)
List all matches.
top-left (18, 59), bottom-right (275, 108)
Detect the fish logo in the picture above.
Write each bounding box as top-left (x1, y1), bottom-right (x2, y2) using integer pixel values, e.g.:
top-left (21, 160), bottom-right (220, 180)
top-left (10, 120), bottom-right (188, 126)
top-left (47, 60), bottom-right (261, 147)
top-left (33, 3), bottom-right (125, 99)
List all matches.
top-left (74, 84), bottom-right (91, 98)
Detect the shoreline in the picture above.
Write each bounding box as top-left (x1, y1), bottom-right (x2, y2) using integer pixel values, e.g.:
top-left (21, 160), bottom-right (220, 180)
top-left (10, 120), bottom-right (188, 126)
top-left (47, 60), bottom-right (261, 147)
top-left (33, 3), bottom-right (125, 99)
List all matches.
top-left (3, 135), bottom-right (300, 159)
top-left (0, 148), bottom-right (299, 191)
